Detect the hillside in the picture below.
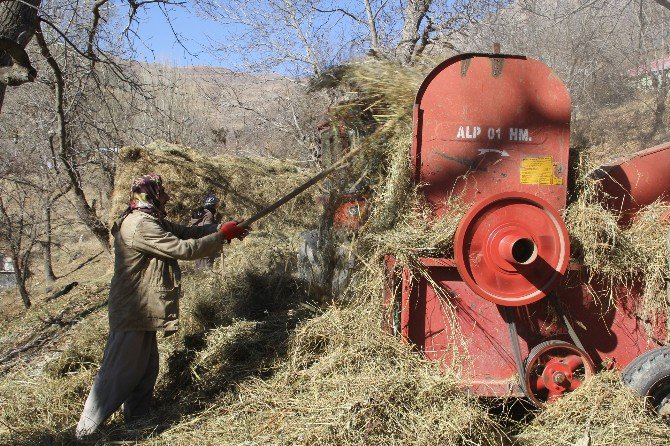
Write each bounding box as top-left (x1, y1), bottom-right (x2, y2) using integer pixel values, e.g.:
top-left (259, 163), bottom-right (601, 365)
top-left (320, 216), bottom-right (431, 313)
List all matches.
top-left (136, 63), bottom-right (316, 157)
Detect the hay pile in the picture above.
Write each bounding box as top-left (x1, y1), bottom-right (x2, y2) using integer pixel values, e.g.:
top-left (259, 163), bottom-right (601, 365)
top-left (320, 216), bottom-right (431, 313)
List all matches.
top-left (147, 303), bottom-right (507, 446)
top-left (518, 371), bottom-right (670, 446)
top-left (565, 152), bottom-right (670, 322)
top-left (111, 141), bottom-right (320, 229)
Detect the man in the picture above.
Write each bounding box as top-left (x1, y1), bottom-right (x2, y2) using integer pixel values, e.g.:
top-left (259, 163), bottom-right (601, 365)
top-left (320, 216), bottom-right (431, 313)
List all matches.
top-left (190, 193), bottom-right (220, 270)
top-left (76, 173), bottom-right (248, 439)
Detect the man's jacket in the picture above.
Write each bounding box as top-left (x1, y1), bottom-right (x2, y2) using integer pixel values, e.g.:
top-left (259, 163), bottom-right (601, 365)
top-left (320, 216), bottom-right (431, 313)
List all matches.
top-left (190, 207), bottom-right (215, 226)
top-left (108, 210), bottom-right (223, 332)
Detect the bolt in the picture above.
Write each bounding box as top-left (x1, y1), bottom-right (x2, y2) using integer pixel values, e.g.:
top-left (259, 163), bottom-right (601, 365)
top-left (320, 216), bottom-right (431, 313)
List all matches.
top-left (553, 372), bottom-right (567, 384)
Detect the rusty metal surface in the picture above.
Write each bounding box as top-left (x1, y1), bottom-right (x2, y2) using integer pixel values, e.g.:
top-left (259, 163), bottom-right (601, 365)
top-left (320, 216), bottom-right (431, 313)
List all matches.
top-left (412, 54), bottom-right (571, 214)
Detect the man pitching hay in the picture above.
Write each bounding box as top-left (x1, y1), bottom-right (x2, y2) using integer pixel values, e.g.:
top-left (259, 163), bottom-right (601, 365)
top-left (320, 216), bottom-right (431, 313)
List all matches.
top-left (76, 173), bottom-right (249, 439)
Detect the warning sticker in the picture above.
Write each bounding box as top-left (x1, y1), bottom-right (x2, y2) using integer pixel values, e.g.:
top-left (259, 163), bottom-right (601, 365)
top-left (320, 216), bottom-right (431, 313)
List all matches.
top-left (520, 156), bottom-right (563, 185)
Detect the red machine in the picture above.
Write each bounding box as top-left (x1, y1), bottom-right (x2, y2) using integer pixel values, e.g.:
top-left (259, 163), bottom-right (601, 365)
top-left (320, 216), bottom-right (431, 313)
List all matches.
top-left (594, 142), bottom-right (670, 225)
top-left (332, 194), bottom-right (368, 232)
top-left (385, 53), bottom-right (670, 410)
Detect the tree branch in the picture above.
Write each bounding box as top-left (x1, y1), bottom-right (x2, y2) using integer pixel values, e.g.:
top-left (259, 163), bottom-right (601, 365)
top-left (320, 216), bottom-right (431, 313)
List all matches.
top-left (87, 0), bottom-right (111, 67)
top-left (34, 22), bottom-right (111, 252)
top-left (312, 6), bottom-right (368, 25)
top-left (38, 16), bottom-right (100, 62)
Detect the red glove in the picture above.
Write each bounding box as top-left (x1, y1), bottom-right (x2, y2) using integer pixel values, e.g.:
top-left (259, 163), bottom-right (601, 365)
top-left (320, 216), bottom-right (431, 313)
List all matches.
top-left (219, 221), bottom-right (250, 242)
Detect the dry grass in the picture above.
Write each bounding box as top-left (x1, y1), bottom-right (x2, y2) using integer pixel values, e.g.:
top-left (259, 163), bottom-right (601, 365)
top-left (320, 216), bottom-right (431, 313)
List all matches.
top-left (2, 57), bottom-right (670, 446)
top-left (518, 371), bottom-right (670, 446)
top-left (0, 369), bottom-right (95, 443)
top-left (147, 303), bottom-right (508, 446)
top-left (565, 150), bottom-right (670, 325)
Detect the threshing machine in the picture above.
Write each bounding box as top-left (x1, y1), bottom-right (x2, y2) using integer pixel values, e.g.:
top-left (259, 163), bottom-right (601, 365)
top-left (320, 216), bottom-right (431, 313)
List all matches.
top-left (384, 52), bottom-right (670, 412)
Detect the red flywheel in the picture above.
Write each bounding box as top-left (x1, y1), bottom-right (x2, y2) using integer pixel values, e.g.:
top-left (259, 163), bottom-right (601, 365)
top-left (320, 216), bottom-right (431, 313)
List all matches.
top-left (454, 192), bottom-right (570, 306)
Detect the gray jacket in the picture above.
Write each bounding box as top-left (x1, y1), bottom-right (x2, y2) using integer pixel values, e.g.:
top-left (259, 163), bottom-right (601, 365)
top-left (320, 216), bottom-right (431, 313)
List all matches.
top-left (108, 210), bottom-right (224, 332)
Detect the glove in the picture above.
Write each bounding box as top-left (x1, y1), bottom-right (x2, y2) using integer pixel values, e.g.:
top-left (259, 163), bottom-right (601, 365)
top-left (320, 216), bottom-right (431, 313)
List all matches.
top-left (219, 221), bottom-right (250, 242)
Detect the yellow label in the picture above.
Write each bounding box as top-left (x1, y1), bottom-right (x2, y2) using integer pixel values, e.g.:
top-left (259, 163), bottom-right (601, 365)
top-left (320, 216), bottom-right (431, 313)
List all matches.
top-left (520, 156), bottom-right (563, 185)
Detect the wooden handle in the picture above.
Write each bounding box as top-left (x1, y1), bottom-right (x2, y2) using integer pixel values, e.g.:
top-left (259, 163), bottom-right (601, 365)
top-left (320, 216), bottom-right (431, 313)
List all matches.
top-left (237, 146), bottom-right (361, 229)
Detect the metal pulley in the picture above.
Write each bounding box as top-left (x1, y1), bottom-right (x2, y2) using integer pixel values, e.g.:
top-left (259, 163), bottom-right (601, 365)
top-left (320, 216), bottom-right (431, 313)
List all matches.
top-left (524, 340), bottom-right (595, 407)
top-left (454, 192), bottom-right (569, 306)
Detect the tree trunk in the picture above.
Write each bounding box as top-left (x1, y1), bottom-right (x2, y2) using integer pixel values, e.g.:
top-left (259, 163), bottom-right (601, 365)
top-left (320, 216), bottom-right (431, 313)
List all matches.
top-left (11, 252), bottom-right (30, 308)
top-left (35, 25), bottom-right (111, 253)
top-left (646, 74), bottom-right (669, 143)
top-left (363, 0), bottom-right (380, 53)
top-left (396, 0), bottom-right (431, 64)
top-left (42, 205), bottom-right (56, 284)
top-left (0, 0), bottom-right (41, 112)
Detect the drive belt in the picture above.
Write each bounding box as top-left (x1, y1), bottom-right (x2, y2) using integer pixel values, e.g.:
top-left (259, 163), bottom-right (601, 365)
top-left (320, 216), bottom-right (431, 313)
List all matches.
top-left (500, 305), bottom-right (528, 396)
top-left (549, 293), bottom-right (587, 352)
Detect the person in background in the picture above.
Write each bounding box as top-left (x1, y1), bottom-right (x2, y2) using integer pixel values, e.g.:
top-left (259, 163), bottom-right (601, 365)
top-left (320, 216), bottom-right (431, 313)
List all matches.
top-left (190, 193), bottom-right (220, 270)
top-left (76, 174), bottom-right (248, 439)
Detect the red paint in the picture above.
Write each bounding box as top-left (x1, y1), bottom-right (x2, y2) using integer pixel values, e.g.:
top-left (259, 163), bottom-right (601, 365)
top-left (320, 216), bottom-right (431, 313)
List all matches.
top-left (412, 54), bottom-right (571, 215)
top-left (594, 142), bottom-right (670, 224)
top-left (454, 192), bottom-right (569, 306)
top-left (524, 342), bottom-right (595, 406)
top-left (384, 53), bottom-right (668, 403)
top-left (384, 262), bottom-right (664, 398)
top-left (333, 196), bottom-right (368, 231)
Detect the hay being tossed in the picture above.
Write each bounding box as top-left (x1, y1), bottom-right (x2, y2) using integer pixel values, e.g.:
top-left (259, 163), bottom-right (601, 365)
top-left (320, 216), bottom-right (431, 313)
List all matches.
top-left (111, 141), bottom-right (320, 230)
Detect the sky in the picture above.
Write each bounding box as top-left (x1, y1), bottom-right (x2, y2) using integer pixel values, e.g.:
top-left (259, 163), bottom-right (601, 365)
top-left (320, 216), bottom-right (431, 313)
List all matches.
top-left (129, 1), bottom-right (375, 72)
top-left (132, 4), bottom-right (228, 67)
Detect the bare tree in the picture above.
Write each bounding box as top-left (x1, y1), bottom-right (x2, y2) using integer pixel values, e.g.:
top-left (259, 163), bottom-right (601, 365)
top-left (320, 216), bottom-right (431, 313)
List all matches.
top-left (0, 1), bottom-right (41, 112)
top-left (460, 0), bottom-right (670, 145)
top-left (196, 0), bottom-right (334, 76)
top-left (196, 0), bottom-right (508, 74)
top-left (396, 0), bottom-right (431, 63)
top-left (0, 182), bottom-right (40, 308)
top-left (0, 0), bottom-right (193, 253)
top-left (635, 0), bottom-right (670, 142)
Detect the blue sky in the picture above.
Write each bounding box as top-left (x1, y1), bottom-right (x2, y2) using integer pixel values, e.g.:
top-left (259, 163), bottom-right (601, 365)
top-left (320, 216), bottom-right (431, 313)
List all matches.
top-left (130, 1), bottom-right (376, 71)
top-left (128, 1), bottom-right (422, 74)
top-left (133, 4), bottom-right (228, 67)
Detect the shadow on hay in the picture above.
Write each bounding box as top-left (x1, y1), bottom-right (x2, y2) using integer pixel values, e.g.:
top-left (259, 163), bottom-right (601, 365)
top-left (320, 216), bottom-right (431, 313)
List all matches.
top-left (4, 269), bottom-right (317, 446)
top-left (144, 268), bottom-right (317, 440)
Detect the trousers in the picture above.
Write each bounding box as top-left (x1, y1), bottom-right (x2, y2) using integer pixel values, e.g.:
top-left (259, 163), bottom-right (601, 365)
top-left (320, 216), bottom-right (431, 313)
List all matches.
top-left (75, 330), bottom-right (159, 437)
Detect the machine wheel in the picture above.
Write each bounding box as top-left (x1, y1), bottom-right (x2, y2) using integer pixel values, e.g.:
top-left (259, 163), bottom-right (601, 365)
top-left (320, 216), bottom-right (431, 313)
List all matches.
top-left (524, 340), bottom-right (595, 407)
top-left (454, 192), bottom-right (569, 306)
top-left (622, 346), bottom-right (670, 417)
